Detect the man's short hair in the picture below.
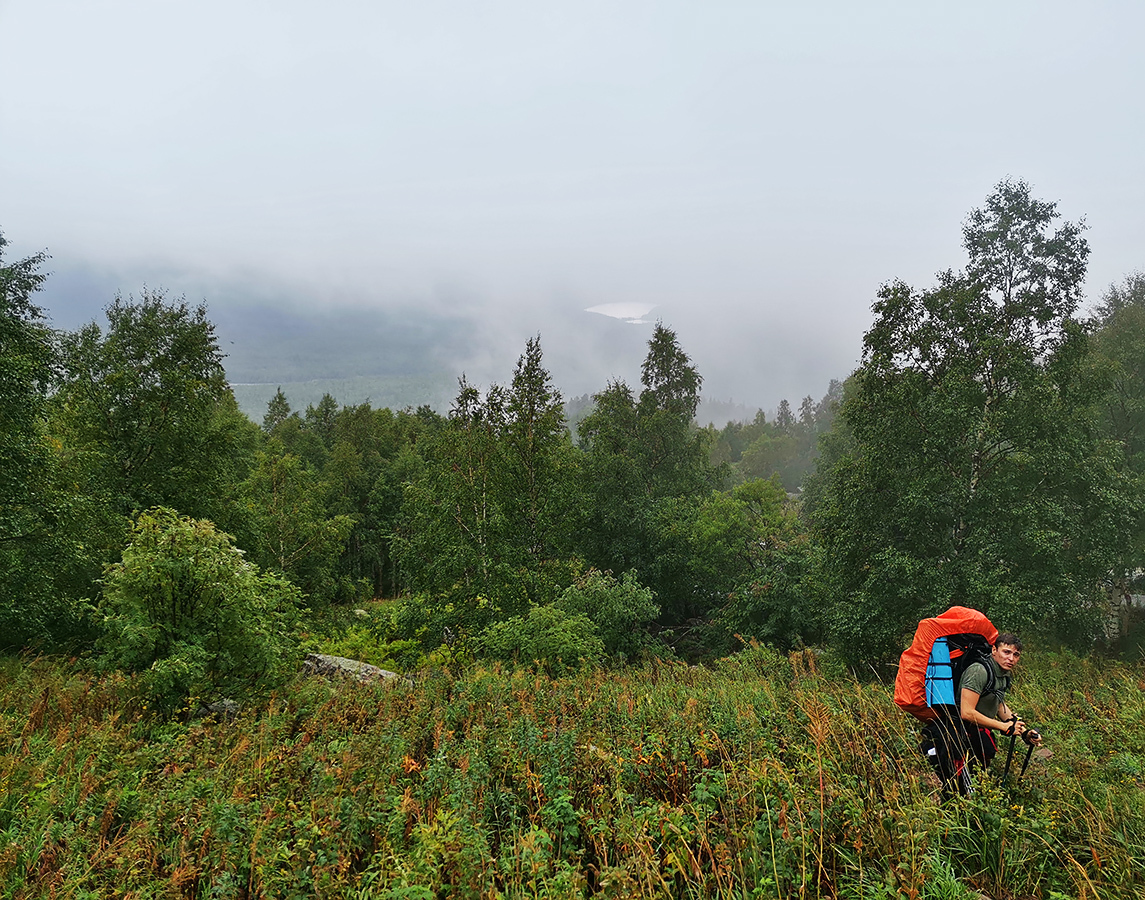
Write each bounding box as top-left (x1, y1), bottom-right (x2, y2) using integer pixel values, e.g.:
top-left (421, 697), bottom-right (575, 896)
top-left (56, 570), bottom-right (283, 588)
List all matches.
top-left (995, 633), bottom-right (1023, 652)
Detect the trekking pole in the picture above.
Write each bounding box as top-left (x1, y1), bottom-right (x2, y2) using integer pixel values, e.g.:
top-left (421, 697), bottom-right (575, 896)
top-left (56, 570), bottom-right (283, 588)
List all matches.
top-left (1000, 718), bottom-right (1018, 787)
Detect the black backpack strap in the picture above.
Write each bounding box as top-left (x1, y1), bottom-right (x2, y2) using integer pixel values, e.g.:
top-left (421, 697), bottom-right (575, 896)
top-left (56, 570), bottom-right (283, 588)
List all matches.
top-left (949, 634), bottom-right (996, 699)
top-left (980, 655), bottom-right (997, 698)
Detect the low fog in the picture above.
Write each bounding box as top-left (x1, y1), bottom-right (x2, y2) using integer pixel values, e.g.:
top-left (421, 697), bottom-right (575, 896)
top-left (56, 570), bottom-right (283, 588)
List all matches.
top-left (3, 2), bottom-right (1143, 420)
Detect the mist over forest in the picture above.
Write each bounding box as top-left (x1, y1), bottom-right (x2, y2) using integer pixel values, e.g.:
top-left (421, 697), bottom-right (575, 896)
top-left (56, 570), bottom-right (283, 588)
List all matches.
top-left (30, 255), bottom-right (852, 427)
top-left (8, 178), bottom-right (1145, 658)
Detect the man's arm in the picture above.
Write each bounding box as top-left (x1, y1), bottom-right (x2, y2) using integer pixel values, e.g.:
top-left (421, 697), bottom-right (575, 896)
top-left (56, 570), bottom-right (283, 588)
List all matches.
top-left (960, 687), bottom-right (1022, 734)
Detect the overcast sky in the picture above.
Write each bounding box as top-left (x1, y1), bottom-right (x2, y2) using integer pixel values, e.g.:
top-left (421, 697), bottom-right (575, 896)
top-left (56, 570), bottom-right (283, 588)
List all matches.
top-left (2, 1), bottom-right (1143, 412)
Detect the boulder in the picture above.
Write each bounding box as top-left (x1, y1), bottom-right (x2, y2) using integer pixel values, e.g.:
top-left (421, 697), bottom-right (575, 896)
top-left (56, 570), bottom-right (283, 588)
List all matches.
top-left (192, 699), bottom-right (241, 721)
top-left (303, 652), bottom-right (402, 685)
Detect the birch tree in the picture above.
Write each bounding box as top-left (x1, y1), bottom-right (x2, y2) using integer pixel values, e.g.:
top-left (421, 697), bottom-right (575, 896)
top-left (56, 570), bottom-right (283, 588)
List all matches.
top-left (808, 180), bottom-right (1134, 661)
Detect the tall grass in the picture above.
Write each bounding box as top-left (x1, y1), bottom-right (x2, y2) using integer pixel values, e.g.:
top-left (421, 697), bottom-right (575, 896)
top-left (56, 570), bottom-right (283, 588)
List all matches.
top-left (1, 647), bottom-right (1141, 898)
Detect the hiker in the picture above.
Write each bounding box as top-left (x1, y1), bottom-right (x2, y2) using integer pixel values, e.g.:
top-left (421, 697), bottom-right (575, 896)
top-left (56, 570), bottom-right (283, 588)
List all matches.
top-left (895, 608), bottom-right (1044, 797)
top-left (958, 633), bottom-right (1042, 773)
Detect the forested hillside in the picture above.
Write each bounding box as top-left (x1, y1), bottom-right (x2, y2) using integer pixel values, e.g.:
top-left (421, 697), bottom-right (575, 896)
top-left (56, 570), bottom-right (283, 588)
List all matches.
top-left (3, 179), bottom-right (1145, 686)
top-left (4, 179), bottom-right (1145, 897)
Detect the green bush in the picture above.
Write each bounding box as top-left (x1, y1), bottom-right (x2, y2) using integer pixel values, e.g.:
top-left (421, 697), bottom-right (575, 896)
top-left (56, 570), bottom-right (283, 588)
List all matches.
top-left (480, 604), bottom-right (603, 673)
top-left (304, 621), bottom-right (422, 672)
top-left (387, 590), bottom-right (507, 654)
top-left (95, 507), bottom-right (303, 713)
top-left (554, 568), bottom-right (658, 660)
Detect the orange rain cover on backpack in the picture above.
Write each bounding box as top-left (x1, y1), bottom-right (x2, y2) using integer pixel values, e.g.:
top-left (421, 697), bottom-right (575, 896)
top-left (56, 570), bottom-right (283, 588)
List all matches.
top-left (893, 606), bottom-right (998, 721)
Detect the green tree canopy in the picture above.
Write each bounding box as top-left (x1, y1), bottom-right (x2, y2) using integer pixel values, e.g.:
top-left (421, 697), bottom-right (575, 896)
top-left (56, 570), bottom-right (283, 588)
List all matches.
top-left (577, 324), bottom-right (721, 622)
top-left (54, 290), bottom-right (254, 523)
top-left (0, 232), bottom-right (111, 648)
top-left (0, 232), bottom-right (77, 647)
top-left (237, 443), bottom-right (354, 607)
top-left (808, 179), bottom-right (1135, 662)
top-left (0, 232), bottom-right (52, 556)
top-left (1089, 271), bottom-right (1145, 611)
top-left (396, 337), bottom-right (582, 634)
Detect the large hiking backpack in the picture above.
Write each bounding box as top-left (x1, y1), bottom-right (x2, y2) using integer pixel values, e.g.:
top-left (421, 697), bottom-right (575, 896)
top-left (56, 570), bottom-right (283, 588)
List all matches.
top-left (894, 606), bottom-right (998, 721)
top-left (895, 607), bottom-right (1000, 797)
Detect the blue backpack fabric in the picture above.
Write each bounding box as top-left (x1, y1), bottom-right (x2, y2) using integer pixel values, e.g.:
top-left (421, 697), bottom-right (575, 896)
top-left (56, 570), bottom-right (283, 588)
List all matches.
top-left (924, 633), bottom-right (996, 714)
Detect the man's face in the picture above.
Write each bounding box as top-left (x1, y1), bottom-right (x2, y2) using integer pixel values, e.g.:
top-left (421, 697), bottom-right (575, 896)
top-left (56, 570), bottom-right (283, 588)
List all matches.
top-left (992, 642), bottom-right (1021, 672)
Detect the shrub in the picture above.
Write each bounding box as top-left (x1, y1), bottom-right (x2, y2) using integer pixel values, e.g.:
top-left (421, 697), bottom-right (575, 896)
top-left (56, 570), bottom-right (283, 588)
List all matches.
top-left (95, 507), bottom-right (303, 713)
top-left (303, 622), bottom-right (422, 672)
top-left (554, 569), bottom-right (658, 660)
top-left (388, 591), bottom-right (501, 653)
top-left (480, 604), bottom-right (603, 674)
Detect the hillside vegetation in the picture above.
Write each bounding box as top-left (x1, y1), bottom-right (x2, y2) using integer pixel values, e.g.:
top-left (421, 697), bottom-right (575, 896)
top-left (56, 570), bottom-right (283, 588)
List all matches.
top-left (4, 181), bottom-right (1145, 896)
top-left (2, 648), bottom-right (1142, 898)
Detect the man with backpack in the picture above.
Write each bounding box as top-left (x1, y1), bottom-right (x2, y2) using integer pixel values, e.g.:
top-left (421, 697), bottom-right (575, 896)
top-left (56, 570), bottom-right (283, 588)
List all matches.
top-left (896, 609), bottom-right (1045, 797)
top-left (958, 633), bottom-right (1042, 773)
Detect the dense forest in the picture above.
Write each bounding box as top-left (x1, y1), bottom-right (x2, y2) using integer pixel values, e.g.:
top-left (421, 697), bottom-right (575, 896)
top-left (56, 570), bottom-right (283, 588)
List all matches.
top-left (4, 180), bottom-right (1145, 897)
top-left (4, 179), bottom-right (1145, 693)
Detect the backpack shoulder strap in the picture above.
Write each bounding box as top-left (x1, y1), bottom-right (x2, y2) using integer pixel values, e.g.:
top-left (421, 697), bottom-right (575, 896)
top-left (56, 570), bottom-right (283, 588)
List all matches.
top-left (956, 646), bottom-right (996, 698)
top-left (981, 654), bottom-right (996, 697)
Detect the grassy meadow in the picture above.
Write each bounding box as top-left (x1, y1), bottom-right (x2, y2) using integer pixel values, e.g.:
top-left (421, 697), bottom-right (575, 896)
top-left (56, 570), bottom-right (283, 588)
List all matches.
top-left (1, 646), bottom-right (1142, 899)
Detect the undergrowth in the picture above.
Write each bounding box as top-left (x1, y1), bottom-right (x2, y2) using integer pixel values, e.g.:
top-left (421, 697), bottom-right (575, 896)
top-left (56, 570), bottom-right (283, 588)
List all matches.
top-left (1, 647), bottom-right (1141, 898)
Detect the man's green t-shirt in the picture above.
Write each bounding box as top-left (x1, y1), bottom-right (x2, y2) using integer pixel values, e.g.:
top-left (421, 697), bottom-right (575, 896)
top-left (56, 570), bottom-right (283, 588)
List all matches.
top-left (960, 657), bottom-right (1011, 721)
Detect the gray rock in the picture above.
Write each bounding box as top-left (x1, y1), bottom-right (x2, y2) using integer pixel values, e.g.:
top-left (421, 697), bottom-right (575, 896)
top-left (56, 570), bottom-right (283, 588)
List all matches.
top-left (193, 699), bottom-right (241, 721)
top-left (303, 652), bottom-right (402, 685)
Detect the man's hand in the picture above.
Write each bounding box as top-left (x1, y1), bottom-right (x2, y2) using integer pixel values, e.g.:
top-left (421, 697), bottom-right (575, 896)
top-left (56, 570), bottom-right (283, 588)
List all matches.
top-left (1009, 718), bottom-right (1043, 744)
